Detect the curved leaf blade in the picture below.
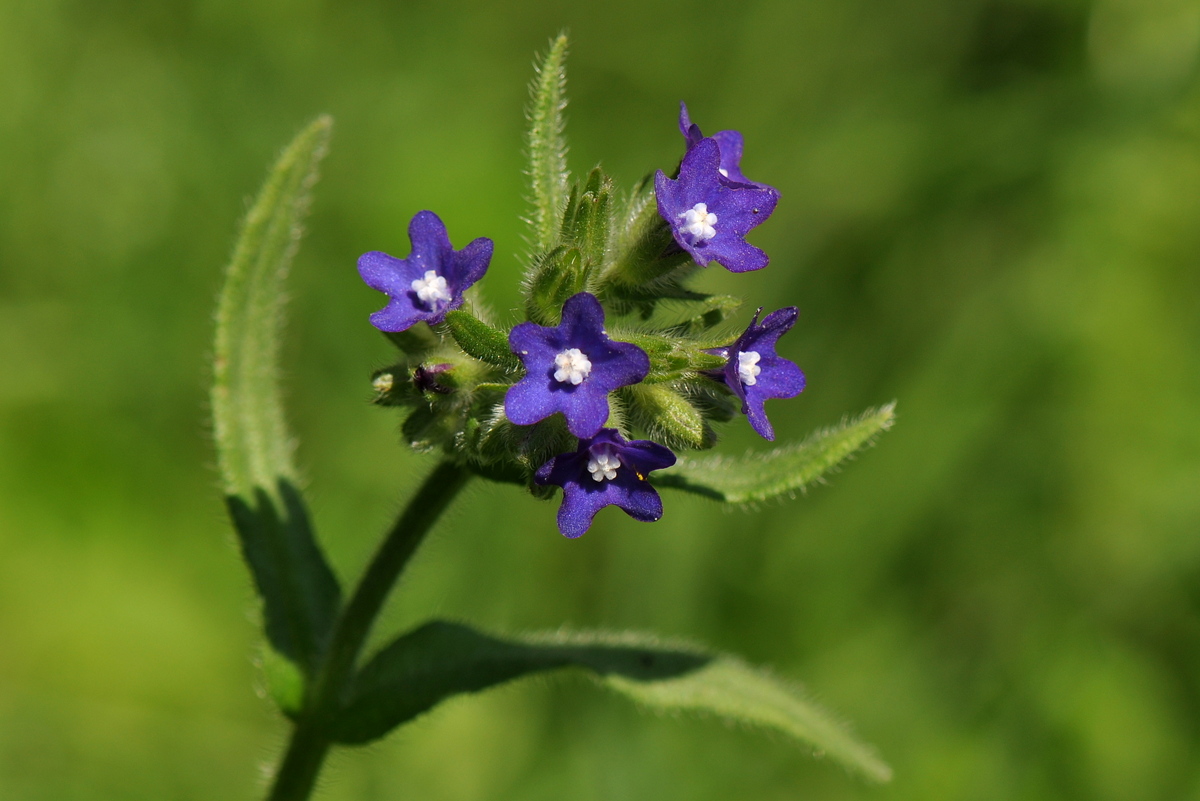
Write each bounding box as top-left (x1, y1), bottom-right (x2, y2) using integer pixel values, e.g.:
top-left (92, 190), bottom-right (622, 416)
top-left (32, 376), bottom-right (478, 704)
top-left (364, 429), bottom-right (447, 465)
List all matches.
top-left (330, 621), bottom-right (890, 782)
top-left (526, 33), bottom-right (570, 252)
top-left (653, 403), bottom-right (896, 504)
top-left (211, 116), bottom-right (341, 677)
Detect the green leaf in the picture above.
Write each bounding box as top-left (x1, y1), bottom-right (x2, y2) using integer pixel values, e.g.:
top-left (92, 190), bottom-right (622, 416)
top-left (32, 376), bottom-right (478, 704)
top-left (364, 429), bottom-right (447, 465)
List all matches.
top-left (211, 116), bottom-right (341, 678)
top-left (329, 621), bottom-right (890, 782)
top-left (526, 33), bottom-right (570, 252)
top-left (654, 404), bottom-right (896, 504)
top-left (444, 310), bottom-right (520, 370)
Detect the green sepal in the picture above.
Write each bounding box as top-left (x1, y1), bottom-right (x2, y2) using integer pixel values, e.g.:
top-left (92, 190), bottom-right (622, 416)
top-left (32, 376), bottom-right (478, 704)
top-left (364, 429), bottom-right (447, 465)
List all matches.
top-left (597, 175), bottom-right (691, 299)
top-left (210, 116), bottom-right (342, 685)
top-left (383, 325), bottom-right (439, 355)
top-left (525, 246), bottom-right (588, 325)
top-left (401, 401), bottom-right (462, 453)
top-left (443, 310), bottom-right (520, 370)
top-left (560, 167), bottom-right (613, 269)
top-left (620, 382), bottom-right (716, 451)
top-left (662, 294), bottom-right (743, 341)
top-left (599, 274), bottom-right (707, 320)
top-left (327, 621), bottom-right (891, 783)
top-left (654, 404), bottom-right (896, 504)
top-left (463, 400), bottom-right (574, 488)
top-left (370, 366), bottom-right (420, 407)
top-left (259, 644), bottom-right (305, 717)
top-left (618, 331), bottom-right (727, 384)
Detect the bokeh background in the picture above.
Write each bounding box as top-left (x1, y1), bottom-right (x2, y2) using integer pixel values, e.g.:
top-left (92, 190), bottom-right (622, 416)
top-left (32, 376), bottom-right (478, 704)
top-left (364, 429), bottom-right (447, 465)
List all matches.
top-left (3, 0), bottom-right (1200, 798)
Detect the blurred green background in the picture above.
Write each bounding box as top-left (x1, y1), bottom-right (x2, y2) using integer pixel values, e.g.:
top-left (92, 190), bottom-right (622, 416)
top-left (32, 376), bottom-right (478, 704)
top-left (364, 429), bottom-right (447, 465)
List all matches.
top-left (3, 0), bottom-right (1200, 798)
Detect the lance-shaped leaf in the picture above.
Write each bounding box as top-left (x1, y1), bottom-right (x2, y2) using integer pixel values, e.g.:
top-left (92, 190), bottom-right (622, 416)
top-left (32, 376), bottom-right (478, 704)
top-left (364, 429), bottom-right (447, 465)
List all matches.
top-left (654, 404), bottom-right (896, 504)
top-left (444, 310), bottom-right (520, 370)
top-left (526, 33), bottom-right (570, 252)
top-left (211, 116), bottom-right (341, 679)
top-left (329, 621), bottom-right (890, 782)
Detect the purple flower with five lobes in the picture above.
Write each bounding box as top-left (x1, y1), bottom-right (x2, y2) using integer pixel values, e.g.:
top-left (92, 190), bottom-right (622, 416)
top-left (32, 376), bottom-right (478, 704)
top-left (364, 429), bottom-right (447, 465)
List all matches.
top-left (358, 210), bottom-right (493, 331)
top-left (655, 137), bottom-right (779, 273)
top-left (709, 307), bottom-right (806, 441)
top-left (535, 428), bottom-right (677, 538)
top-left (505, 292), bottom-right (650, 438)
top-left (678, 102), bottom-right (775, 191)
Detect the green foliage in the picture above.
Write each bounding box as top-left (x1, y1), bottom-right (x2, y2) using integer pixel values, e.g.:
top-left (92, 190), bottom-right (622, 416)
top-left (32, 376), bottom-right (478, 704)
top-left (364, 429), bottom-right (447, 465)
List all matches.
top-left (655, 404), bottom-right (896, 504)
top-left (328, 621), bottom-right (890, 781)
top-left (443, 310), bottom-right (520, 370)
top-left (526, 33), bottom-right (570, 253)
top-left (210, 116), bottom-right (341, 678)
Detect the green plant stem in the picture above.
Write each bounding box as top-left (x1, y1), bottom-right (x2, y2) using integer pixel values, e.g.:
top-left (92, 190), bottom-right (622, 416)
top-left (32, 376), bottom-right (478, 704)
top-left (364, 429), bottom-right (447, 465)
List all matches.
top-left (265, 461), bottom-right (472, 801)
top-left (265, 723), bottom-right (330, 801)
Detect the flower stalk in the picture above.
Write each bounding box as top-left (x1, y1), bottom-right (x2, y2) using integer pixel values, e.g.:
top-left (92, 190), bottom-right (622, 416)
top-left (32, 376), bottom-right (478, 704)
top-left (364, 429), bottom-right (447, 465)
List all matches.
top-left (265, 461), bottom-right (472, 801)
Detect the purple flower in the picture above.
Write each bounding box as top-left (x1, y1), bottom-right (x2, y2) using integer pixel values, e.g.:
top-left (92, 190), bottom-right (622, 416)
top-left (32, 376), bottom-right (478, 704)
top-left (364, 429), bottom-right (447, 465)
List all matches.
top-left (655, 138), bottom-right (779, 273)
top-left (709, 307), bottom-right (806, 440)
top-left (358, 210), bottom-right (493, 331)
top-left (535, 428), bottom-right (677, 538)
top-left (678, 102), bottom-right (774, 191)
top-left (505, 293), bottom-right (650, 438)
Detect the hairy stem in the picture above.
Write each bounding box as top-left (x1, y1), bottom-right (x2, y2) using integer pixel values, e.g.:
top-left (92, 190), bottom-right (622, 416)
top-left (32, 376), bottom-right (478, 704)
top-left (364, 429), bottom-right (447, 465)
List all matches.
top-left (265, 461), bottom-right (472, 801)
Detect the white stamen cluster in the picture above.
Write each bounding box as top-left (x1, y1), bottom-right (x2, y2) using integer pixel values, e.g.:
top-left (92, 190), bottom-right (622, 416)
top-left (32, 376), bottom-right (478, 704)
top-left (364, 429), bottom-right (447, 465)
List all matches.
top-left (680, 203), bottom-right (718, 242)
top-left (738, 351), bottom-right (762, 386)
top-left (587, 451), bottom-right (621, 482)
top-left (410, 270), bottom-right (452, 305)
top-left (553, 348), bottom-right (592, 385)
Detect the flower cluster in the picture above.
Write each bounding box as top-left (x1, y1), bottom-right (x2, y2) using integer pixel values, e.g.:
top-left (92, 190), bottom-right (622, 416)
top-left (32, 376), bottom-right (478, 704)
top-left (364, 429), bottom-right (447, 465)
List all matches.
top-left (359, 103), bottom-right (804, 537)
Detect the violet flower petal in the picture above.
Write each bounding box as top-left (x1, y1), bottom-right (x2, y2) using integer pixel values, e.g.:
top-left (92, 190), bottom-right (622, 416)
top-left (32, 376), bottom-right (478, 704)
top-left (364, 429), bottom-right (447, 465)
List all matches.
top-left (358, 210), bottom-right (493, 331)
top-left (655, 138), bottom-right (779, 273)
top-left (535, 429), bottom-right (677, 538)
top-left (718, 307), bottom-right (806, 440)
top-left (678, 102), bottom-right (770, 190)
top-left (505, 293), bottom-right (650, 438)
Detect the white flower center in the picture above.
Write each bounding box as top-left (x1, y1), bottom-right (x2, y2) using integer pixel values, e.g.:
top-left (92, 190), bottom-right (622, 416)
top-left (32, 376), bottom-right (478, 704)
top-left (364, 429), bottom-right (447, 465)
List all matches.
top-left (738, 351), bottom-right (761, 386)
top-left (680, 203), bottom-right (718, 242)
top-left (553, 348), bottom-right (592, 385)
top-left (587, 451), bottom-right (621, 482)
top-left (410, 270), bottom-right (451, 306)
top-left (718, 168), bottom-right (729, 178)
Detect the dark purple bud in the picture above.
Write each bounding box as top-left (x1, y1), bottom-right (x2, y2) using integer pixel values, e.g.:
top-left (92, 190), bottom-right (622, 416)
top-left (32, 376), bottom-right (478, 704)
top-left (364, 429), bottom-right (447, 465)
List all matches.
top-left (413, 363), bottom-right (454, 395)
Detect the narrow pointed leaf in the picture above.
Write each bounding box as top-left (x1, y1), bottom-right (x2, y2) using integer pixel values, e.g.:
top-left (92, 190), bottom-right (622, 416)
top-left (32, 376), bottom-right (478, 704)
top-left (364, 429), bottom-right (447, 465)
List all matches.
top-left (526, 33), bottom-right (570, 252)
top-left (329, 621), bottom-right (890, 782)
top-left (444, 310), bottom-right (520, 370)
top-left (211, 116), bottom-right (341, 678)
top-left (654, 404), bottom-right (896, 504)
